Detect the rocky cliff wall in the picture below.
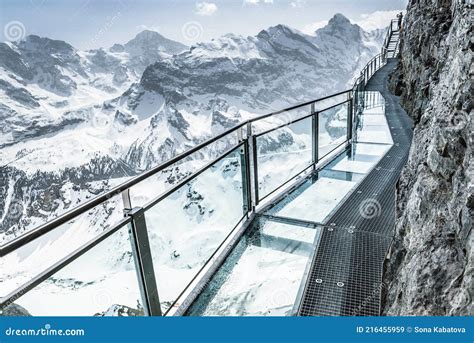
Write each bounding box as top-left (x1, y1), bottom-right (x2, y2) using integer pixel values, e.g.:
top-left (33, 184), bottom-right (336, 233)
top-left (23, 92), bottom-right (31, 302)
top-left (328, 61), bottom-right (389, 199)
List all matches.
top-left (383, 0), bottom-right (473, 315)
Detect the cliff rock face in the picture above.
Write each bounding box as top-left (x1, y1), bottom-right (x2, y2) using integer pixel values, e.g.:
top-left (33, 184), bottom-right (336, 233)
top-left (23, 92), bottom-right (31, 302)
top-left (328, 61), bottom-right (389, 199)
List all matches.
top-left (383, 0), bottom-right (473, 315)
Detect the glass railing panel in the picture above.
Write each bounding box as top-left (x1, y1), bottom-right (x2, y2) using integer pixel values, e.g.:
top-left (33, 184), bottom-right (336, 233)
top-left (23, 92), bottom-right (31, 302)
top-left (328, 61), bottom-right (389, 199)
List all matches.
top-left (356, 91), bottom-right (392, 145)
top-left (251, 105), bottom-right (311, 136)
top-left (187, 217), bottom-right (320, 316)
top-left (255, 116), bottom-right (313, 201)
top-left (0, 194), bottom-right (124, 298)
top-left (318, 102), bottom-right (349, 159)
top-left (130, 131), bottom-right (241, 208)
top-left (312, 93), bottom-right (349, 113)
top-left (1, 224), bottom-right (144, 316)
top-left (143, 145), bottom-right (246, 314)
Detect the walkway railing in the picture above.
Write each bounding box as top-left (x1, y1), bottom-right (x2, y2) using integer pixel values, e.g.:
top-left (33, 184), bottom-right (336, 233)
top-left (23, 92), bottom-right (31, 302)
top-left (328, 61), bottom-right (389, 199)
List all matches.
top-left (381, 19), bottom-right (401, 59)
top-left (0, 18), bottom-right (400, 317)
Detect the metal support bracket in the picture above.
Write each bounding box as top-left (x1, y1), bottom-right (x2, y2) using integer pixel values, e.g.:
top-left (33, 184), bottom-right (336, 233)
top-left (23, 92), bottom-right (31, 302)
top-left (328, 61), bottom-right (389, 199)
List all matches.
top-left (311, 103), bottom-right (319, 167)
top-left (125, 207), bottom-right (162, 316)
top-left (239, 127), bottom-right (252, 216)
top-left (247, 122), bottom-right (259, 209)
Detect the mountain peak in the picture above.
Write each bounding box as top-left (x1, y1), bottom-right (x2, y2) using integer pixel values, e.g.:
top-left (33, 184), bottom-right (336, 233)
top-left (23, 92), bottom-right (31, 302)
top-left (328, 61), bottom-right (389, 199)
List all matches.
top-left (131, 30), bottom-right (166, 41)
top-left (314, 13), bottom-right (361, 38)
top-left (19, 34), bottom-right (76, 53)
top-left (256, 24), bottom-right (296, 42)
top-left (328, 13), bottom-right (352, 26)
top-left (123, 30), bottom-right (187, 56)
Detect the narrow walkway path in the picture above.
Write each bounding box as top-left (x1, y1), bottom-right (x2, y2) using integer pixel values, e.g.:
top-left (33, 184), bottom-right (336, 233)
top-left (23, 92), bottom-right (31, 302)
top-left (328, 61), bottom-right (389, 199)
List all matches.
top-left (298, 59), bottom-right (413, 316)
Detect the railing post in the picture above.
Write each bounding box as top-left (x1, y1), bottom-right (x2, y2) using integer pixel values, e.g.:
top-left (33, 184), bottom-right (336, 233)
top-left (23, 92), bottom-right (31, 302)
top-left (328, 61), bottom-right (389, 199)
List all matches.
top-left (311, 103), bottom-right (319, 167)
top-left (239, 128), bottom-right (252, 216)
top-left (246, 122), bottom-right (259, 209)
top-left (347, 97), bottom-right (353, 143)
top-left (121, 189), bottom-right (132, 211)
top-left (125, 206), bottom-right (162, 316)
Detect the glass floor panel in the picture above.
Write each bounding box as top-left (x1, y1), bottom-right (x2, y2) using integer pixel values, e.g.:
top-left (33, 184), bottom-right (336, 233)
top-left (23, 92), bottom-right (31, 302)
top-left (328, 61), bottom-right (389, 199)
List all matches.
top-left (330, 145), bottom-right (391, 174)
top-left (362, 107), bottom-right (385, 115)
top-left (275, 176), bottom-right (357, 223)
top-left (359, 115), bottom-right (387, 125)
top-left (356, 94), bottom-right (392, 145)
top-left (187, 217), bottom-right (320, 316)
top-left (357, 129), bottom-right (393, 144)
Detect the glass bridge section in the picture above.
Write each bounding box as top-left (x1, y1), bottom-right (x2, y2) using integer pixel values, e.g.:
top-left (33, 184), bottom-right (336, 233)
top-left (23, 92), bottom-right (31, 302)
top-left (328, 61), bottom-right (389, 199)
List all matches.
top-left (265, 91), bottom-right (392, 224)
top-left (356, 91), bottom-right (393, 145)
top-left (187, 91), bottom-right (393, 316)
top-left (0, 18), bottom-right (402, 318)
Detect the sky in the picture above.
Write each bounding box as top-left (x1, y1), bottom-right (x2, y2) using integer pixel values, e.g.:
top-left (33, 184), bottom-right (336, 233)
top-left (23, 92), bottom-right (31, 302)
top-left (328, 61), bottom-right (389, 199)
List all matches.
top-left (0, 0), bottom-right (407, 50)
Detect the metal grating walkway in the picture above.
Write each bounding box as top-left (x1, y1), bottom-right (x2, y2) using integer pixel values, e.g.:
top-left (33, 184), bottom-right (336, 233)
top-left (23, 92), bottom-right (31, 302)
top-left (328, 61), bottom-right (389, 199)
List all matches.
top-left (298, 59), bottom-right (413, 316)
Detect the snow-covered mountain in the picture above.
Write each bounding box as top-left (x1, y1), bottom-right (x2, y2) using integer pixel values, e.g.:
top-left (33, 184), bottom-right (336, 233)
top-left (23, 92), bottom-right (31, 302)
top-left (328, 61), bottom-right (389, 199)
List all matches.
top-left (0, 12), bottom-right (383, 240)
top-left (0, 32), bottom-right (187, 149)
top-left (1, 13), bottom-right (385, 316)
top-left (113, 16), bottom-right (384, 169)
top-left (0, 12), bottom-right (387, 236)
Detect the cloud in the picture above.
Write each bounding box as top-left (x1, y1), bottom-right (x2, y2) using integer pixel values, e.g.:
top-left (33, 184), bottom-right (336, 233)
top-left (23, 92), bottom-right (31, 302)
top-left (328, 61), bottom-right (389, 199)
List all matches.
top-left (301, 20), bottom-right (328, 35)
top-left (137, 24), bottom-right (162, 32)
top-left (290, 0), bottom-right (306, 8)
top-left (353, 10), bottom-right (404, 31)
top-left (196, 2), bottom-right (218, 16)
top-left (243, 0), bottom-right (274, 5)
